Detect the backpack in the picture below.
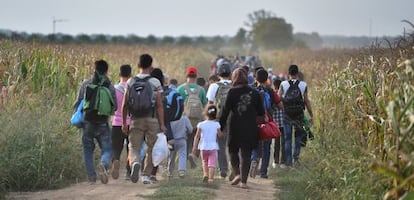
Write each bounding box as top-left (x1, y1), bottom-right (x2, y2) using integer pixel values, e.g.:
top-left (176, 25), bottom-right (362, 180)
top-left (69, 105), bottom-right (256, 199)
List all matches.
top-left (127, 76), bottom-right (155, 117)
top-left (83, 74), bottom-right (115, 122)
top-left (283, 80), bottom-right (305, 118)
top-left (163, 87), bottom-right (184, 122)
top-left (213, 81), bottom-right (231, 118)
top-left (255, 86), bottom-right (272, 112)
top-left (183, 84), bottom-right (203, 120)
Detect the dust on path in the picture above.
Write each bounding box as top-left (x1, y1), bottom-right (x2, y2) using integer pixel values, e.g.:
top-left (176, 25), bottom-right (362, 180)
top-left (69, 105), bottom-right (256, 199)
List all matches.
top-left (7, 170), bottom-right (279, 200)
top-left (214, 176), bottom-right (278, 200)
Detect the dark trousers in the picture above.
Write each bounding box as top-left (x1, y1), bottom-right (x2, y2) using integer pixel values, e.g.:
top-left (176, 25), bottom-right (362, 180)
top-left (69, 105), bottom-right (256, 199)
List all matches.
top-left (273, 127), bottom-right (286, 164)
top-left (112, 126), bottom-right (130, 172)
top-left (229, 144), bottom-right (253, 184)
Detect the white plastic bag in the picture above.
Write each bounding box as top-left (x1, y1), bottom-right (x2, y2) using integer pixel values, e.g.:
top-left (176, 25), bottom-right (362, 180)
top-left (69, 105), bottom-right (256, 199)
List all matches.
top-left (152, 133), bottom-right (169, 166)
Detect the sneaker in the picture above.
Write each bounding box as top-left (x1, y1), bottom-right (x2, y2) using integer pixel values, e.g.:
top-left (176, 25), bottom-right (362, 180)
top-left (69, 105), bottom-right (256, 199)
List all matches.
top-left (272, 162), bottom-right (277, 169)
top-left (111, 160), bottom-right (120, 179)
top-left (228, 171), bottom-right (235, 182)
top-left (142, 176), bottom-right (151, 184)
top-left (130, 162), bottom-right (140, 183)
top-left (188, 154), bottom-right (197, 169)
top-left (150, 176), bottom-right (158, 183)
top-left (98, 164), bottom-right (108, 184)
top-left (202, 176), bottom-right (208, 183)
top-left (88, 176), bottom-right (97, 184)
top-left (125, 171), bottom-right (131, 180)
top-left (178, 170), bottom-right (185, 178)
top-left (279, 164), bottom-right (287, 169)
top-left (249, 161), bottom-right (257, 178)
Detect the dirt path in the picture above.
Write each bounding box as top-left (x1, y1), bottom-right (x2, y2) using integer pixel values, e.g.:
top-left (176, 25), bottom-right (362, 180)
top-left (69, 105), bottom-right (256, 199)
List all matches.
top-left (7, 169), bottom-right (278, 200)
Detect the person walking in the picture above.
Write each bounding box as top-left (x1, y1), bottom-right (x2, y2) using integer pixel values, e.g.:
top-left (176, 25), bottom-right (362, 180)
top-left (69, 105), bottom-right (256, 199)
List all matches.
top-left (278, 65), bottom-right (314, 167)
top-left (73, 60), bottom-right (116, 184)
top-left (219, 68), bottom-right (265, 189)
top-left (272, 78), bottom-right (287, 169)
top-left (177, 66), bottom-right (208, 168)
top-left (169, 114), bottom-right (193, 178)
top-left (122, 54), bottom-right (167, 184)
top-left (111, 64), bottom-right (132, 180)
top-left (205, 61), bottom-right (232, 178)
top-left (192, 105), bottom-right (223, 184)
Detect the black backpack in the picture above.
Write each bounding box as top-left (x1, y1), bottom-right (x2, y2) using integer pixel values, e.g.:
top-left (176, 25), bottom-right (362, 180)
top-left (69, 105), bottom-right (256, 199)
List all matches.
top-left (283, 80), bottom-right (305, 118)
top-left (127, 76), bottom-right (155, 117)
top-left (163, 87), bottom-right (184, 122)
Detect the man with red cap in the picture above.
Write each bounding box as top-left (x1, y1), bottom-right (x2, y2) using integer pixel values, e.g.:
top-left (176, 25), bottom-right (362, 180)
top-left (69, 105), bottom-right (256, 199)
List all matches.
top-left (177, 66), bottom-right (208, 169)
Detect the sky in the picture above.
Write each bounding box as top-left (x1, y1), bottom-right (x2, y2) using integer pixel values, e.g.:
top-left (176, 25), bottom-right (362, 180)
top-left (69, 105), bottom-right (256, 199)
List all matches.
top-left (1, 0), bottom-right (413, 37)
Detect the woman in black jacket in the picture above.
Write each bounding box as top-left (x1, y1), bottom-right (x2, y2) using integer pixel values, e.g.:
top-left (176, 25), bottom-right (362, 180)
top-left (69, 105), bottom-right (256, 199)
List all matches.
top-left (219, 67), bottom-right (265, 189)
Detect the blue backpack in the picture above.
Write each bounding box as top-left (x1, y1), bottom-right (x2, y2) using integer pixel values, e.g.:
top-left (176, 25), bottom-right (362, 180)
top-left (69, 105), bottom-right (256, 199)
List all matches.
top-left (163, 87), bottom-right (184, 122)
top-left (256, 86), bottom-right (272, 112)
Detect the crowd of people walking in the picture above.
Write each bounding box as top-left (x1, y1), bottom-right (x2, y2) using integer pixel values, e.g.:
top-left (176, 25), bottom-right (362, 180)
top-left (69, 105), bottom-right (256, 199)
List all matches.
top-left (72, 53), bottom-right (314, 190)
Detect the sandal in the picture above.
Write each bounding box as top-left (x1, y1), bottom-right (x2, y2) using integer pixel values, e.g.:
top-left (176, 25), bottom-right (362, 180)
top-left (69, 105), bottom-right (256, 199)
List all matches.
top-left (208, 178), bottom-right (214, 184)
top-left (230, 175), bottom-right (241, 185)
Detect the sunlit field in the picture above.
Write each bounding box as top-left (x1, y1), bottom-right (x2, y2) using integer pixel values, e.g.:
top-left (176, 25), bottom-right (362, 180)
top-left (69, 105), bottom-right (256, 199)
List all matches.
top-left (0, 32), bottom-right (413, 199)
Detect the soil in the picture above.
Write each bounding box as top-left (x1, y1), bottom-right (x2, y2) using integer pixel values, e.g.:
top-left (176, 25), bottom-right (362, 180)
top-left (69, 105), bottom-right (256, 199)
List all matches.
top-left (7, 169), bottom-right (278, 200)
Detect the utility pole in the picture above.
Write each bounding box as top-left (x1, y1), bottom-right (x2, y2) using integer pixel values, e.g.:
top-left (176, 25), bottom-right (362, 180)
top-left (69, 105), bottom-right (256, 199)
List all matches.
top-left (52, 17), bottom-right (68, 34)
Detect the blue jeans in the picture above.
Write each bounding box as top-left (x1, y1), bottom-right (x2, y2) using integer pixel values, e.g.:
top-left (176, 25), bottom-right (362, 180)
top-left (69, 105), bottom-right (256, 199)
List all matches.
top-left (260, 140), bottom-right (271, 175)
top-left (82, 121), bottom-right (112, 180)
top-left (284, 114), bottom-right (305, 166)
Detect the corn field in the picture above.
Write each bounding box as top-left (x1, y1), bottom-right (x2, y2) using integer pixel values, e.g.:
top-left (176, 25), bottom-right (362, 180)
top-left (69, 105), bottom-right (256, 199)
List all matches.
top-left (0, 29), bottom-right (413, 199)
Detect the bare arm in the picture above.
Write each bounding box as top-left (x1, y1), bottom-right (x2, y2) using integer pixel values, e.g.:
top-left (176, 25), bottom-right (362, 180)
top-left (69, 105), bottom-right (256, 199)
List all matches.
top-left (303, 87), bottom-right (314, 124)
top-left (121, 86), bottom-right (129, 134)
top-left (217, 128), bottom-right (223, 138)
top-left (192, 128), bottom-right (201, 154)
top-left (155, 90), bottom-right (167, 133)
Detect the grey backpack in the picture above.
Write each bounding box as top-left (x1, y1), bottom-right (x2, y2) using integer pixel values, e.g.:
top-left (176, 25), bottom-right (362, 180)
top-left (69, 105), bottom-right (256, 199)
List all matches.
top-left (127, 76), bottom-right (155, 117)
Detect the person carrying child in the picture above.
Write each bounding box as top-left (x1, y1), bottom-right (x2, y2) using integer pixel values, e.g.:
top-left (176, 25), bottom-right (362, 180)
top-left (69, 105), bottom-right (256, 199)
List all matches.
top-left (192, 105), bottom-right (223, 184)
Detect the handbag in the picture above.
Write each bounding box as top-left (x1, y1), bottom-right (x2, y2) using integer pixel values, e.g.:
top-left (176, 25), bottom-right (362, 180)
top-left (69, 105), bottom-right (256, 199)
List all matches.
top-left (258, 112), bottom-right (281, 140)
top-left (70, 99), bottom-right (84, 128)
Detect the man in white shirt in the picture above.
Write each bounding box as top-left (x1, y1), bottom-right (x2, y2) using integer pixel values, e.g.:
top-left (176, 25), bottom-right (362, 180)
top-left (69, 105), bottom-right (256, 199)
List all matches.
top-left (206, 62), bottom-right (232, 178)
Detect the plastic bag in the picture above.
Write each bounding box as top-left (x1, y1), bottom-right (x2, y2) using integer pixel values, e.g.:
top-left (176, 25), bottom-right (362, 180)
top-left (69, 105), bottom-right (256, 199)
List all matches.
top-left (139, 141), bottom-right (147, 163)
top-left (70, 99), bottom-right (84, 128)
top-left (152, 133), bottom-right (169, 166)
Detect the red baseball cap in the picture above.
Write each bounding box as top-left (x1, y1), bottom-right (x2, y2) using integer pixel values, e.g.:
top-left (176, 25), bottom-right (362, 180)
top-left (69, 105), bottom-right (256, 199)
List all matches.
top-left (186, 66), bottom-right (198, 77)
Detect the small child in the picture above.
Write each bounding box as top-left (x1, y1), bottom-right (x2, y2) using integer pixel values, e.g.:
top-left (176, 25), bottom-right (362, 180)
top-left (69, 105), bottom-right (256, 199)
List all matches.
top-left (192, 105), bottom-right (223, 184)
top-left (169, 115), bottom-right (193, 178)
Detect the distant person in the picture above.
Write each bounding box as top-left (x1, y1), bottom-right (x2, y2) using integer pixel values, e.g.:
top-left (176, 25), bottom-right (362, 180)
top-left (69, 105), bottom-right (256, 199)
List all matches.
top-left (169, 114), bottom-right (193, 178)
top-left (148, 67), bottom-right (174, 183)
top-left (278, 64), bottom-right (313, 167)
top-left (177, 66), bottom-right (208, 169)
top-left (122, 54), bottom-right (167, 184)
top-left (169, 78), bottom-right (178, 90)
top-left (206, 61), bottom-right (232, 178)
top-left (197, 77), bottom-right (207, 90)
top-left (219, 68), bottom-right (265, 189)
top-left (73, 60), bottom-right (117, 184)
top-left (208, 74), bottom-right (219, 85)
top-left (272, 78), bottom-right (286, 169)
top-left (111, 64), bottom-right (132, 180)
top-left (192, 105), bottom-right (223, 184)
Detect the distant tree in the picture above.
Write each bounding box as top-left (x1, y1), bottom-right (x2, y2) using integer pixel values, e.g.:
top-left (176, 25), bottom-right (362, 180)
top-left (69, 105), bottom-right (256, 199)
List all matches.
top-left (210, 36), bottom-right (225, 51)
top-left (194, 36), bottom-right (207, 47)
top-left (176, 36), bottom-right (193, 45)
top-left (11, 31), bottom-right (25, 41)
top-left (94, 34), bottom-right (108, 43)
top-left (60, 34), bottom-right (74, 44)
top-left (0, 32), bottom-right (8, 40)
top-left (161, 36), bottom-right (175, 45)
top-left (126, 34), bottom-right (144, 44)
top-left (75, 34), bottom-right (91, 44)
top-left (111, 35), bottom-right (126, 44)
top-left (46, 34), bottom-right (57, 43)
top-left (232, 28), bottom-right (247, 47)
top-left (294, 32), bottom-right (322, 49)
top-left (27, 33), bottom-right (44, 42)
top-left (246, 10), bottom-right (294, 50)
top-left (145, 34), bottom-right (158, 45)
